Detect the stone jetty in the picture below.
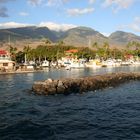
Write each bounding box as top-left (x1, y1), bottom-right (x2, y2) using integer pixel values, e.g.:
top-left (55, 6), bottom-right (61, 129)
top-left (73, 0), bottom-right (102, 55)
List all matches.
top-left (32, 72), bottom-right (140, 95)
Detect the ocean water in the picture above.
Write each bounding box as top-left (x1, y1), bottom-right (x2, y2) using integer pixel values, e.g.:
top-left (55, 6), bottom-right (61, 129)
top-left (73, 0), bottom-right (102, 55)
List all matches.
top-left (0, 66), bottom-right (140, 140)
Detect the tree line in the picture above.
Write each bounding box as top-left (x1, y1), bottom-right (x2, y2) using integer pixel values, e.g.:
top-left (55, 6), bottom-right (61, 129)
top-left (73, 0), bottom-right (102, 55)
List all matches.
top-left (9, 40), bottom-right (140, 63)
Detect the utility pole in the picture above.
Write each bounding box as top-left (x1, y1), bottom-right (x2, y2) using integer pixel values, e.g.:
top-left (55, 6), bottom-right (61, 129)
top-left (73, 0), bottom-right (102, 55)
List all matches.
top-left (24, 53), bottom-right (27, 65)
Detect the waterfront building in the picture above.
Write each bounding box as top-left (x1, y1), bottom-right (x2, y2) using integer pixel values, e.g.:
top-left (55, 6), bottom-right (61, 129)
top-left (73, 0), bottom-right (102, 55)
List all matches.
top-left (0, 50), bottom-right (15, 72)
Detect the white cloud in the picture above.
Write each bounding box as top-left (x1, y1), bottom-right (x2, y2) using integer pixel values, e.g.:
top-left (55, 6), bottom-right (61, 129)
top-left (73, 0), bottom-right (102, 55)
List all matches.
top-left (0, 0), bottom-right (15, 4)
top-left (103, 0), bottom-right (134, 8)
top-left (46, 0), bottom-right (69, 7)
top-left (46, 0), bottom-right (60, 6)
top-left (39, 21), bottom-right (77, 31)
top-left (0, 0), bottom-right (16, 17)
top-left (0, 7), bottom-right (8, 17)
top-left (28, 0), bottom-right (43, 6)
top-left (101, 32), bottom-right (110, 37)
top-left (89, 0), bottom-right (95, 4)
top-left (0, 22), bottom-right (33, 29)
top-left (102, 0), bottom-right (135, 12)
top-left (118, 17), bottom-right (140, 33)
top-left (134, 16), bottom-right (140, 24)
top-left (67, 7), bottom-right (94, 16)
top-left (0, 21), bottom-right (77, 31)
top-left (19, 12), bottom-right (29, 16)
top-left (46, 0), bottom-right (96, 7)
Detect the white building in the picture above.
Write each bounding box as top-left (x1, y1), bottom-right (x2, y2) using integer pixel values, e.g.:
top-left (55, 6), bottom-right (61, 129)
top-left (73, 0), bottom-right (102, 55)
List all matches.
top-left (0, 50), bottom-right (15, 72)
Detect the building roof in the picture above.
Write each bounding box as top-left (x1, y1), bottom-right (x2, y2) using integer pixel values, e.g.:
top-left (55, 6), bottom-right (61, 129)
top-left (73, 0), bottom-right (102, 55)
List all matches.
top-left (65, 49), bottom-right (78, 53)
top-left (0, 50), bottom-right (7, 55)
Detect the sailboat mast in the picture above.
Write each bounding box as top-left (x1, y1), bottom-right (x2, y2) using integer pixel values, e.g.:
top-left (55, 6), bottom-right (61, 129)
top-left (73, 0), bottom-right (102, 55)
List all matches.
top-left (8, 35), bottom-right (11, 46)
top-left (88, 36), bottom-right (91, 59)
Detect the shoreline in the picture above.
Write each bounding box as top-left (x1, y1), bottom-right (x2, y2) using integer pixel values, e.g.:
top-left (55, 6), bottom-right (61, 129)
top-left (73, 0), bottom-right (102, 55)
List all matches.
top-left (0, 64), bottom-right (140, 75)
top-left (0, 70), bottom-right (44, 75)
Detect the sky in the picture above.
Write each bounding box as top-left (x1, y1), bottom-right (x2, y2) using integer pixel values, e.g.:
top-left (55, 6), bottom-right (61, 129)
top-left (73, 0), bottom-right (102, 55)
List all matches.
top-left (0, 0), bottom-right (140, 36)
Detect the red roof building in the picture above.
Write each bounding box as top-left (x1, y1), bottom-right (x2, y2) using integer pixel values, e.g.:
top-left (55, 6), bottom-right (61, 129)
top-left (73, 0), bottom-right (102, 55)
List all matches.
top-left (0, 50), bottom-right (15, 71)
top-left (0, 50), bottom-right (7, 55)
top-left (65, 49), bottom-right (78, 53)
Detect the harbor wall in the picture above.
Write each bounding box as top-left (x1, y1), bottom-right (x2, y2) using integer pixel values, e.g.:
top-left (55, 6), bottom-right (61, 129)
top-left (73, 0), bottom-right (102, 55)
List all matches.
top-left (32, 72), bottom-right (140, 95)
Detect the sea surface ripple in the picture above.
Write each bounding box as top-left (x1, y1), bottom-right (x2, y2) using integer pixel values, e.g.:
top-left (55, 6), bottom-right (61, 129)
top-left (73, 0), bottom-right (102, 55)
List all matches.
top-left (0, 66), bottom-right (140, 140)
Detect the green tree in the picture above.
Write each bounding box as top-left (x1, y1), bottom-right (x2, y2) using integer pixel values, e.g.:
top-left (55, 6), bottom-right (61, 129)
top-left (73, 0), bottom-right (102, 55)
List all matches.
top-left (9, 46), bottom-right (17, 61)
top-left (45, 38), bottom-right (52, 45)
top-left (92, 42), bottom-right (98, 50)
top-left (57, 40), bottom-right (64, 46)
top-left (23, 45), bottom-right (31, 63)
top-left (103, 42), bottom-right (110, 59)
top-left (16, 51), bottom-right (24, 63)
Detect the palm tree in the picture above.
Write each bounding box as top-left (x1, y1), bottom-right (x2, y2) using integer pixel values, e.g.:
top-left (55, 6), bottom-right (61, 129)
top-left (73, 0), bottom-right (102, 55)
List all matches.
top-left (45, 38), bottom-right (52, 45)
top-left (103, 42), bottom-right (110, 59)
top-left (126, 42), bottom-right (132, 50)
top-left (23, 45), bottom-right (31, 64)
top-left (92, 42), bottom-right (98, 50)
top-left (16, 51), bottom-right (24, 63)
top-left (28, 48), bottom-right (37, 62)
top-left (57, 40), bottom-right (64, 46)
top-left (127, 41), bottom-right (140, 57)
top-left (9, 46), bottom-right (17, 61)
top-left (133, 41), bottom-right (140, 57)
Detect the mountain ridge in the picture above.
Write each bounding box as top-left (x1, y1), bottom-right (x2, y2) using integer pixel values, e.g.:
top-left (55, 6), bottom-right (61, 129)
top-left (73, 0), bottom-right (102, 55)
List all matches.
top-left (0, 26), bottom-right (140, 49)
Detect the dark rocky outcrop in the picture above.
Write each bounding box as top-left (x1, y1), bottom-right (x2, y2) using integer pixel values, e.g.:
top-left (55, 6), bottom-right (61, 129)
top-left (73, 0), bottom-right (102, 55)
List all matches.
top-left (32, 72), bottom-right (140, 95)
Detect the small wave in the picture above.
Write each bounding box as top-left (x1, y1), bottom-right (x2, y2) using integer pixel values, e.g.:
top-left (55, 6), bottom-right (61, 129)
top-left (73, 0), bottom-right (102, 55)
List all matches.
top-left (0, 119), bottom-right (56, 140)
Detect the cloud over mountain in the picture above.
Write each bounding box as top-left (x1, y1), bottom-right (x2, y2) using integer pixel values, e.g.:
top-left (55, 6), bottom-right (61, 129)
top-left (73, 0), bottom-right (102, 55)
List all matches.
top-left (0, 22), bottom-right (33, 29)
top-left (39, 22), bottom-right (77, 31)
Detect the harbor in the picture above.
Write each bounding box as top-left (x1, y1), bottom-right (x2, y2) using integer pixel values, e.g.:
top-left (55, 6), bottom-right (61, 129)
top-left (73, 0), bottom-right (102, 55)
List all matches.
top-left (0, 46), bottom-right (140, 74)
top-left (0, 0), bottom-right (140, 139)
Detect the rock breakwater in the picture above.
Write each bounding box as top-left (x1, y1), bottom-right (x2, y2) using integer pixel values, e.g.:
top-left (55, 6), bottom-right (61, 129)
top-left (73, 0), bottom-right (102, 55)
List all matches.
top-left (32, 72), bottom-right (140, 95)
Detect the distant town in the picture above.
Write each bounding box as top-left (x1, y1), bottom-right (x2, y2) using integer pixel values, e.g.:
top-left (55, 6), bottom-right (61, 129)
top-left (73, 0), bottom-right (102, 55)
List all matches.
top-left (0, 38), bottom-right (140, 73)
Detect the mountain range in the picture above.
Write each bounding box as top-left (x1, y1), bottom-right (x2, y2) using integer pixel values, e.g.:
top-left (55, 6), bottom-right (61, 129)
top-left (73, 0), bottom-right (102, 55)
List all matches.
top-left (0, 26), bottom-right (140, 49)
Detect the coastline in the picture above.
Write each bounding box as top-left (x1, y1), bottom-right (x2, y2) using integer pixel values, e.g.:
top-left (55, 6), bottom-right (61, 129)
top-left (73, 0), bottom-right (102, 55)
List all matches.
top-left (0, 70), bottom-right (44, 75)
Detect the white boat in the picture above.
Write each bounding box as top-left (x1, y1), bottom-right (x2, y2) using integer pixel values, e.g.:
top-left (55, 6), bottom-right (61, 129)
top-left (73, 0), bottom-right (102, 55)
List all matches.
top-left (128, 60), bottom-right (140, 66)
top-left (70, 59), bottom-right (86, 69)
top-left (102, 59), bottom-right (121, 67)
top-left (51, 61), bottom-right (57, 67)
top-left (26, 64), bottom-right (34, 70)
top-left (65, 65), bottom-right (71, 70)
top-left (121, 61), bottom-right (131, 66)
top-left (70, 62), bottom-right (84, 68)
top-left (85, 59), bottom-right (102, 68)
top-left (133, 61), bottom-right (140, 65)
top-left (41, 60), bottom-right (49, 67)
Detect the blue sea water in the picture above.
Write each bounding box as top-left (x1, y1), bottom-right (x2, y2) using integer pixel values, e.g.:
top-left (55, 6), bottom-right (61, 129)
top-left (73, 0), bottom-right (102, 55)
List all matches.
top-left (0, 66), bottom-right (140, 140)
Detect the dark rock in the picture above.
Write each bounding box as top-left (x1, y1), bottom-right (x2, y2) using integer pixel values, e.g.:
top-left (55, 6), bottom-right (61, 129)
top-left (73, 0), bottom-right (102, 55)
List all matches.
top-left (32, 72), bottom-right (140, 95)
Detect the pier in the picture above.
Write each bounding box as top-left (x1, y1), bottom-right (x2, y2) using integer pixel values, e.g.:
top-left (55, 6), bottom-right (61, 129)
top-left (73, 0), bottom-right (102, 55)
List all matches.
top-left (32, 72), bottom-right (140, 95)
